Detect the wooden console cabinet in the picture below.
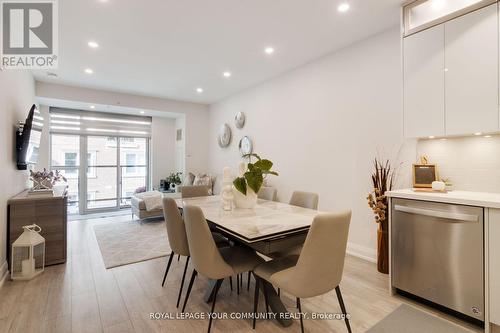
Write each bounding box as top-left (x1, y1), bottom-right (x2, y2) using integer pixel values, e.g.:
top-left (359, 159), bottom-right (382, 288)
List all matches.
top-left (7, 190), bottom-right (68, 268)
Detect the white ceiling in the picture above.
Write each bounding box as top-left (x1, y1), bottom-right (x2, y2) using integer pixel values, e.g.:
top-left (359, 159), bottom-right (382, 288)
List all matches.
top-left (33, 0), bottom-right (404, 104)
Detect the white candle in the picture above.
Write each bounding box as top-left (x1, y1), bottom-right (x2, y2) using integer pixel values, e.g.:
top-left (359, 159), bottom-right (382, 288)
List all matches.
top-left (22, 259), bottom-right (32, 276)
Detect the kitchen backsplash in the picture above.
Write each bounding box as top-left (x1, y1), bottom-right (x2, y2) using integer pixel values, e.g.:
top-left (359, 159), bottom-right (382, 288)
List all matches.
top-left (417, 135), bottom-right (500, 193)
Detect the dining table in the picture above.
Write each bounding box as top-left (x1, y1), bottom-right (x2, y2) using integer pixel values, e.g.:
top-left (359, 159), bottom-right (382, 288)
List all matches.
top-left (175, 195), bottom-right (322, 327)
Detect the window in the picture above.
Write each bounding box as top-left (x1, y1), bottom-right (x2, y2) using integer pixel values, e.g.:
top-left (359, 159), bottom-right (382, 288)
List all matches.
top-left (125, 153), bottom-right (137, 174)
top-left (64, 152), bottom-right (78, 176)
top-left (50, 130), bottom-right (149, 214)
top-left (105, 137), bottom-right (117, 148)
top-left (87, 152), bottom-right (97, 178)
top-left (65, 152), bottom-right (77, 166)
top-left (404, 0), bottom-right (493, 36)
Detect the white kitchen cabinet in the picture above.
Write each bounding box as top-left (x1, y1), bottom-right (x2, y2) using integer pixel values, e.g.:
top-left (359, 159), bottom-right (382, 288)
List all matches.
top-left (404, 24), bottom-right (445, 138)
top-left (444, 4), bottom-right (499, 136)
top-left (490, 209), bottom-right (500, 326)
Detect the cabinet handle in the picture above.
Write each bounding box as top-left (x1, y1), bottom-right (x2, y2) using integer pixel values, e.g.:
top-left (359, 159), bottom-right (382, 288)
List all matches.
top-left (394, 205), bottom-right (479, 222)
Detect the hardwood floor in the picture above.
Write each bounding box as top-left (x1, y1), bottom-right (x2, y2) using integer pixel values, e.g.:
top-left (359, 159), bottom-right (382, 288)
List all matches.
top-left (0, 214), bottom-right (481, 333)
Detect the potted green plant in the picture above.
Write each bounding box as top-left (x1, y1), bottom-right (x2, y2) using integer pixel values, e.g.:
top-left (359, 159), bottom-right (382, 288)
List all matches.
top-left (233, 154), bottom-right (278, 208)
top-left (166, 172), bottom-right (183, 190)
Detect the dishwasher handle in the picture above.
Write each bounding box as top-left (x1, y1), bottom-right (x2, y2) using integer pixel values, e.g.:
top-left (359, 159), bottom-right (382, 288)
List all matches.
top-left (394, 204), bottom-right (479, 222)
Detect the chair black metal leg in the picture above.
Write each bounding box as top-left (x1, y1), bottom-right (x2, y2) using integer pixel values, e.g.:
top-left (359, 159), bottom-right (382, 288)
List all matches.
top-left (237, 274), bottom-right (240, 295)
top-left (262, 280), bottom-right (269, 313)
top-left (177, 254), bottom-right (181, 261)
top-left (161, 251), bottom-right (174, 287)
top-left (296, 297), bottom-right (299, 308)
top-left (176, 256), bottom-right (190, 308)
top-left (229, 276), bottom-right (233, 291)
top-left (207, 279), bottom-right (223, 333)
top-left (335, 286), bottom-right (352, 333)
top-left (252, 275), bottom-right (260, 329)
top-left (247, 271), bottom-right (251, 291)
top-left (240, 274), bottom-right (243, 288)
top-left (278, 288), bottom-right (280, 297)
top-left (297, 298), bottom-right (304, 333)
top-left (182, 269), bottom-right (197, 313)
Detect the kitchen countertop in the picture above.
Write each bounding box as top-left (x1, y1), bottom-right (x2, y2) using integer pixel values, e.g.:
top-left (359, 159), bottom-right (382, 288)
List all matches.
top-left (386, 189), bottom-right (500, 209)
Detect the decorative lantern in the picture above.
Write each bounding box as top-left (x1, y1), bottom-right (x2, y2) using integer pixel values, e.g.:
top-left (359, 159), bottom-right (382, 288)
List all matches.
top-left (11, 224), bottom-right (45, 280)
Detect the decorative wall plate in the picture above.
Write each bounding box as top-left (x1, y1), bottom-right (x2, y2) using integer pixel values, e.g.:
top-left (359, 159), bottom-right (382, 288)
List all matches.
top-left (239, 136), bottom-right (253, 156)
top-left (235, 111), bottom-right (246, 129)
top-left (218, 124), bottom-right (232, 148)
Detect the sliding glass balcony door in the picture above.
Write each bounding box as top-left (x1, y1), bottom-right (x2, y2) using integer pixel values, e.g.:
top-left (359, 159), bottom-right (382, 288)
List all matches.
top-left (119, 137), bottom-right (148, 207)
top-left (51, 134), bottom-right (149, 215)
top-left (85, 136), bottom-right (119, 211)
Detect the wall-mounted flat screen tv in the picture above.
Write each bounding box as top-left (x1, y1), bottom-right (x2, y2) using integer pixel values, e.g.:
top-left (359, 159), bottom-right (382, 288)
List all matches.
top-left (16, 104), bottom-right (43, 170)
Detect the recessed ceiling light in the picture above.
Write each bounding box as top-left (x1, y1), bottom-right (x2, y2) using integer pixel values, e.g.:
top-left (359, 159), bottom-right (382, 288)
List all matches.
top-left (264, 47), bottom-right (275, 55)
top-left (140, 111), bottom-right (145, 114)
top-left (484, 135), bottom-right (492, 138)
top-left (338, 3), bottom-right (350, 13)
top-left (474, 132), bottom-right (482, 136)
top-left (84, 68), bottom-right (93, 74)
top-left (428, 136), bottom-right (435, 139)
top-left (223, 71), bottom-right (232, 78)
top-left (196, 87), bottom-right (204, 93)
top-left (88, 41), bottom-right (99, 49)
top-left (89, 105), bottom-right (95, 109)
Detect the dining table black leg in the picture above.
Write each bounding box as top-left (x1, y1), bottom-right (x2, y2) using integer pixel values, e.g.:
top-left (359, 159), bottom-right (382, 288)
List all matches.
top-left (247, 271), bottom-right (251, 291)
top-left (261, 280), bottom-right (293, 327)
top-left (202, 278), bottom-right (292, 327)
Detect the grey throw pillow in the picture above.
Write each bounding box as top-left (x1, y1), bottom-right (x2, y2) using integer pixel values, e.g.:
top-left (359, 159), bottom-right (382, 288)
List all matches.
top-left (182, 172), bottom-right (195, 186)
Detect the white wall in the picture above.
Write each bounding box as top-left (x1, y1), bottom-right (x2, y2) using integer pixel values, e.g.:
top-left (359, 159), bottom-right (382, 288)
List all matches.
top-left (208, 28), bottom-right (415, 261)
top-left (151, 117), bottom-right (177, 186)
top-left (35, 82), bottom-right (210, 174)
top-left (418, 136), bottom-right (500, 193)
top-left (0, 70), bottom-right (35, 285)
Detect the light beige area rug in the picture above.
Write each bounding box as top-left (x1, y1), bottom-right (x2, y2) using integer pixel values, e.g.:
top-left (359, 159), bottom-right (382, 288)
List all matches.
top-left (93, 220), bottom-right (170, 269)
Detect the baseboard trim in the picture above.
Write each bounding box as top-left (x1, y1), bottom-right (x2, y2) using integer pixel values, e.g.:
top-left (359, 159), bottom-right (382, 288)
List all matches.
top-left (346, 242), bottom-right (377, 263)
top-left (0, 260), bottom-right (9, 289)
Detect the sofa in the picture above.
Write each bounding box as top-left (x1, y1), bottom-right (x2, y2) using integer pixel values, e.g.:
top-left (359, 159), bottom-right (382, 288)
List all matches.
top-left (131, 171), bottom-right (213, 220)
top-left (131, 191), bottom-right (181, 220)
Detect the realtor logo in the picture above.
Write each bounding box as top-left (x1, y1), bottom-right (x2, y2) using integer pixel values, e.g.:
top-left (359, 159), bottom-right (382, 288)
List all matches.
top-left (1, 0), bottom-right (58, 69)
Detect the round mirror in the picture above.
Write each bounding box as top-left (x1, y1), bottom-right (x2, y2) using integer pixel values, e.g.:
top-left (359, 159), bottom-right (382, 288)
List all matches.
top-left (218, 124), bottom-right (231, 148)
top-left (235, 111), bottom-right (246, 129)
top-left (239, 136), bottom-right (253, 156)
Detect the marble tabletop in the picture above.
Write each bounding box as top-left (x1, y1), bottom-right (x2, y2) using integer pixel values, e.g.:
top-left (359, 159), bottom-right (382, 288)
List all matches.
top-left (175, 195), bottom-right (321, 243)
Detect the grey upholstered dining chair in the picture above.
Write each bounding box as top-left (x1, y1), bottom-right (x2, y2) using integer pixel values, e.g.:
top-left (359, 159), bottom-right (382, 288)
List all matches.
top-left (258, 187), bottom-right (277, 201)
top-left (181, 205), bottom-right (264, 333)
top-left (289, 191), bottom-right (319, 210)
top-left (253, 211), bottom-right (352, 333)
top-left (269, 191), bottom-right (320, 260)
top-left (180, 185), bottom-right (210, 198)
top-left (161, 198), bottom-right (229, 307)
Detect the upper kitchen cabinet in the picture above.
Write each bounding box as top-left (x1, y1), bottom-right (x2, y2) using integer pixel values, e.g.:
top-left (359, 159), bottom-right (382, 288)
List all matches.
top-left (404, 25), bottom-right (445, 138)
top-left (402, 1), bottom-right (500, 138)
top-left (444, 3), bottom-right (499, 136)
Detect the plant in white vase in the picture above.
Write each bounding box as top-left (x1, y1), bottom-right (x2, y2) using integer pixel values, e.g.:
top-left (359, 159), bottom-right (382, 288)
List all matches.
top-left (233, 154), bottom-right (278, 208)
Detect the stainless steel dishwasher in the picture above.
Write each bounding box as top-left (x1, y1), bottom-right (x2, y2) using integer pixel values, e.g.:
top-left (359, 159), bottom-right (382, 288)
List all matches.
top-left (391, 198), bottom-right (484, 320)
